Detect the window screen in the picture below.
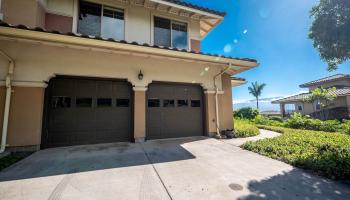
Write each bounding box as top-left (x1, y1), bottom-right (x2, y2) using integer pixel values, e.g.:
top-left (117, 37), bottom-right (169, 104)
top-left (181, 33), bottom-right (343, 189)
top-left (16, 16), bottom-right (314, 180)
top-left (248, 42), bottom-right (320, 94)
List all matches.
top-left (52, 96), bottom-right (71, 108)
top-left (163, 100), bottom-right (175, 107)
top-left (148, 99), bottom-right (160, 107)
top-left (102, 7), bottom-right (124, 40)
top-left (172, 21), bottom-right (188, 49)
top-left (116, 99), bottom-right (130, 107)
top-left (78, 1), bottom-right (102, 36)
top-left (154, 17), bottom-right (171, 47)
top-left (97, 98), bottom-right (112, 107)
top-left (177, 100), bottom-right (188, 107)
top-left (76, 98), bottom-right (93, 107)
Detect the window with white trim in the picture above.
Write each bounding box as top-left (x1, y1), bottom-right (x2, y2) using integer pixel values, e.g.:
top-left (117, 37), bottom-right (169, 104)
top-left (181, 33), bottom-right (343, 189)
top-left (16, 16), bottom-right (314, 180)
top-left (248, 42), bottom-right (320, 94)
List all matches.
top-left (154, 16), bottom-right (188, 50)
top-left (78, 1), bottom-right (125, 40)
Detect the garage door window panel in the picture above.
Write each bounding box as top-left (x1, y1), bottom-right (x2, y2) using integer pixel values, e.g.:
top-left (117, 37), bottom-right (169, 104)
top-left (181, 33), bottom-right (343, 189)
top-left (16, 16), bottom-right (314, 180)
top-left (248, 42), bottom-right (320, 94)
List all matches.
top-left (52, 96), bottom-right (71, 108)
top-left (177, 100), bottom-right (188, 107)
top-left (76, 97), bottom-right (93, 107)
top-left (163, 99), bottom-right (175, 107)
top-left (97, 98), bottom-right (112, 107)
top-left (191, 100), bottom-right (201, 107)
top-left (148, 99), bottom-right (160, 107)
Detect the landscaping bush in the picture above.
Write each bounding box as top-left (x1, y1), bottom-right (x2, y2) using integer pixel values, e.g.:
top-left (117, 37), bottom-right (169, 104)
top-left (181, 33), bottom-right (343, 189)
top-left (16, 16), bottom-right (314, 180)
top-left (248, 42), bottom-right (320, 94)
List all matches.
top-left (253, 115), bottom-right (284, 127)
top-left (234, 119), bottom-right (260, 138)
top-left (242, 126), bottom-right (350, 180)
top-left (234, 107), bottom-right (259, 120)
top-left (285, 113), bottom-right (341, 132)
top-left (269, 116), bottom-right (283, 122)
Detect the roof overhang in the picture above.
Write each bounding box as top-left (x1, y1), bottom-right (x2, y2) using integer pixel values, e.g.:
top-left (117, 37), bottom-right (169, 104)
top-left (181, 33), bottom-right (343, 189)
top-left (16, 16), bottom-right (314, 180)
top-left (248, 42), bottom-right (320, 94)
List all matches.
top-left (147, 0), bottom-right (225, 39)
top-left (0, 26), bottom-right (257, 73)
top-left (231, 77), bottom-right (247, 87)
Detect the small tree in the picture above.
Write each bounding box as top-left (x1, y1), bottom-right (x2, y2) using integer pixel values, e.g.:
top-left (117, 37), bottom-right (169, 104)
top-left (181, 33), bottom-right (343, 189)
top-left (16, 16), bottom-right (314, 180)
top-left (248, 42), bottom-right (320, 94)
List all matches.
top-left (309, 0), bottom-right (350, 71)
top-left (304, 87), bottom-right (337, 119)
top-left (248, 82), bottom-right (266, 110)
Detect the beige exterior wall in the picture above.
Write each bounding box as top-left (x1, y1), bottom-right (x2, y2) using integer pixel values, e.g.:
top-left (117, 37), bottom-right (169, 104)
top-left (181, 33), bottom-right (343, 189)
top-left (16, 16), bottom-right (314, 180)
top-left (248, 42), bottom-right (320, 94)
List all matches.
top-left (204, 93), bottom-right (216, 136)
top-left (2, 0), bottom-right (45, 28)
top-left (219, 74), bottom-right (233, 130)
top-left (134, 90), bottom-right (146, 141)
top-left (0, 86), bottom-right (5, 145)
top-left (4, 87), bottom-right (44, 148)
top-left (288, 96), bottom-right (349, 115)
top-left (12, 0), bottom-right (202, 48)
top-left (0, 40), bottom-right (224, 91)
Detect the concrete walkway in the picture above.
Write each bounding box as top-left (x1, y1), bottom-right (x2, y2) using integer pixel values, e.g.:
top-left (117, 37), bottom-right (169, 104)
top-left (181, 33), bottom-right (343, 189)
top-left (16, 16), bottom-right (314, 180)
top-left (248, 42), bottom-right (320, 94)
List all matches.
top-left (0, 136), bottom-right (349, 200)
top-left (223, 129), bottom-right (281, 146)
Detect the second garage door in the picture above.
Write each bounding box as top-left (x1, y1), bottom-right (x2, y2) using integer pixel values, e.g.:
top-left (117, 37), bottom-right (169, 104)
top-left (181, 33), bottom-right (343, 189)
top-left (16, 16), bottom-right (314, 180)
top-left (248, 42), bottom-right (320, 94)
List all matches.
top-left (43, 77), bottom-right (132, 147)
top-left (146, 82), bottom-right (204, 139)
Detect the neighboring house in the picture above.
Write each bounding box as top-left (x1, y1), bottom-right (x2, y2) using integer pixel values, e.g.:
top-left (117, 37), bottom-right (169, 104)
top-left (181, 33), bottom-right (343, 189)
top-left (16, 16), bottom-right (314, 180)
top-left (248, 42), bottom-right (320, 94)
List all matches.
top-left (273, 74), bottom-right (350, 120)
top-left (0, 0), bottom-right (257, 151)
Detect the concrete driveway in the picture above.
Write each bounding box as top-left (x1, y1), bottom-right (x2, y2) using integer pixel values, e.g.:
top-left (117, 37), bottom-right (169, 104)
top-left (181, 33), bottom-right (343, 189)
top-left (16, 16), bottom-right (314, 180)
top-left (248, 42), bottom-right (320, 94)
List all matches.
top-left (0, 137), bottom-right (349, 200)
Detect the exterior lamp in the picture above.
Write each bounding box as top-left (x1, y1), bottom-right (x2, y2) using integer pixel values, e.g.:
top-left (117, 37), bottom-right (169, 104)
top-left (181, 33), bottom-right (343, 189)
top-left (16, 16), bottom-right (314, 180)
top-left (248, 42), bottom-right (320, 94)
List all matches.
top-left (138, 70), bottom-right (144, 80)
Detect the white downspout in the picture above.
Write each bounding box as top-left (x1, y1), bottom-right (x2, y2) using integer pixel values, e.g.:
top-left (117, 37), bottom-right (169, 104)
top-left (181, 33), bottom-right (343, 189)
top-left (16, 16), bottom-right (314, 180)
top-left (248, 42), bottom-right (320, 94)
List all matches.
top-left (0, 50), bottom-right (14, 154)
top-left (213, 63), bottom-right (232, 137)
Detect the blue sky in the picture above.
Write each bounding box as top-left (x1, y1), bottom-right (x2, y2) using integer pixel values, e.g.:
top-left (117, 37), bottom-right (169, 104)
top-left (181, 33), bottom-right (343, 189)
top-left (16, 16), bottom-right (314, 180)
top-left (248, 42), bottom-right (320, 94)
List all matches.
top-left (187, 0), bottom-right (350, 102)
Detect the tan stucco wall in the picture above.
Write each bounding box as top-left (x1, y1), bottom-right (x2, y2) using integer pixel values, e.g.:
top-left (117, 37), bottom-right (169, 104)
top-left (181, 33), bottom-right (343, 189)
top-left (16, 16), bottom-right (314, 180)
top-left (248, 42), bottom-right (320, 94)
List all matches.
top-left (0, 40), bottom-right (223, 91)
top-left (2, 0), bottom-right (45, 28)
top-left (6, 87), bottom-right (44, 147)
top-left (204, 93), bottom-right (216, 136)
top-left (44, 0), bottom-right (201, 46)
top-left (0, 86), bottom-right (5, 145)
top-left (219, 74), bottom-right (233, 130)
top-left (134, 90), bottom-right (146, 141)
top-left (290, 96), bottom-right (349, 115)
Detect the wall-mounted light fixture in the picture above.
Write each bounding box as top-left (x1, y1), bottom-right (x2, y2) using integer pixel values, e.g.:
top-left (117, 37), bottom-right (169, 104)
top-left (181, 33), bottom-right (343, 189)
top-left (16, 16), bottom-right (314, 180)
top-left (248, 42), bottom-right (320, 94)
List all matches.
top-left (138, 70), bottom-right (144, 80)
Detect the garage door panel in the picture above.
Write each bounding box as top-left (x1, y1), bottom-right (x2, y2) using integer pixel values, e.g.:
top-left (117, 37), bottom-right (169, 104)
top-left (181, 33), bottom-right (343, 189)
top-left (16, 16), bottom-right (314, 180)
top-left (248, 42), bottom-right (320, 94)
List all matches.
top-left (147, 83), bottom-right (203, 140)
top-left (45, 78), bottom-right (132, 147)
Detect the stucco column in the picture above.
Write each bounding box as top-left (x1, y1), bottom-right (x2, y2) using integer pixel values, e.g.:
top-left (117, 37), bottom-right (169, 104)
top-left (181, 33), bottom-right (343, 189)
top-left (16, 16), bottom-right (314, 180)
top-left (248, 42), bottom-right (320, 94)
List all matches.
top-left (280, 103), bottom-right (286, 118)
top-left (133, 86), bottom-right (147, 142)
top-left (204, 91), bottom-right (217, 136)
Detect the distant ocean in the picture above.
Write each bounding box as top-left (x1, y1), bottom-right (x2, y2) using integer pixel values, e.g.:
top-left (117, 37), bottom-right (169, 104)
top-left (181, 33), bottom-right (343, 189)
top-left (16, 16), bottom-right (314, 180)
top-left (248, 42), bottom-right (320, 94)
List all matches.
top-left (233, 97), bottom-right (283, 112)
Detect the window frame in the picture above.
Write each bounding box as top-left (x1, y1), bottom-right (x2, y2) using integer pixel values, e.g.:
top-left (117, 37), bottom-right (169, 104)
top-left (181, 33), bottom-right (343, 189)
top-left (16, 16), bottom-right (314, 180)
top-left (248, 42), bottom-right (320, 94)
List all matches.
top-left (77, 0), bottom-right (127, 40)
top-left (152, 14), bottom-right (190, 50)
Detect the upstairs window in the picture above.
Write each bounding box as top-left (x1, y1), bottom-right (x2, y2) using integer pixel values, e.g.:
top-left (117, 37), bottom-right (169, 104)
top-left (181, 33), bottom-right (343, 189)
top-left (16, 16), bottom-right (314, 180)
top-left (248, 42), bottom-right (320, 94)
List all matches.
top-left (154, 16), bottom-right (188, 50)
top-left (78, 1), bottom-right (125, 40)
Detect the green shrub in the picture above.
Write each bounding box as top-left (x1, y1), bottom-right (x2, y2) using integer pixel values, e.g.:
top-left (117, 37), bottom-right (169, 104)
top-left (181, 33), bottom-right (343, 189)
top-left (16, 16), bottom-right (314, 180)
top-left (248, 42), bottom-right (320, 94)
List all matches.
top-left (340, 120), bottom-right (350, 135)
top-left (285, 113), bottom-right (341, 132)
top-left (269, 116), bottom-right (283, 122)
top-left (242, 126), bottom-right (350, 180)
top-left (254, 115), bottom-right (284, 127)
top-left (234, 119), bottom-right (260, 138)
top-left (234, 107), bottom-right (259, 120)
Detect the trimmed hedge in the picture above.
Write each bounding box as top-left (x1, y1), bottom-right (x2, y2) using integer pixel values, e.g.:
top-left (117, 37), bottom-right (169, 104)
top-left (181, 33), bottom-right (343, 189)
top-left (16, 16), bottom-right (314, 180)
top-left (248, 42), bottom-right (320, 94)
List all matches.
top-left (234, 119), bottom-right (260, 138)
top-left (242, 126), bottom-right (350, 180)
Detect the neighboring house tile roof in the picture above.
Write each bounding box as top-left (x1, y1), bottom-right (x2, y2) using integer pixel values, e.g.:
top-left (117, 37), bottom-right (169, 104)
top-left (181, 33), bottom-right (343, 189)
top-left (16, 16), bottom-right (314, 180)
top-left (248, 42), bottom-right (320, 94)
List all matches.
top-left (162, 0), bottom-right (226, 16)
top-left (0, 21), bottom-right (256, 63)
top-left (300, 74), bottom-right (350, 88)
top-left (272, 88), bottom-right (350, 103)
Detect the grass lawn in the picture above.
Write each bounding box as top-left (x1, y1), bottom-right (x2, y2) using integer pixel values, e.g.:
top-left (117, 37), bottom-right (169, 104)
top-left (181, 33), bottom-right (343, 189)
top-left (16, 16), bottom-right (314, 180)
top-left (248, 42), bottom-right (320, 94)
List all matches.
top-left (242, 126), bottom-right (350, 180)
top-left (0, 152), bottom-right (32, 172)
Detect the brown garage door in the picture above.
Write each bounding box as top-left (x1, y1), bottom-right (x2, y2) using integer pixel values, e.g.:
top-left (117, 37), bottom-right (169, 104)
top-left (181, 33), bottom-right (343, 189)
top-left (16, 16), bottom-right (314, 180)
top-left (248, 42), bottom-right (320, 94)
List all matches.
top-left (146, 82), bottom-right (204, 139)
top-left (43, 77), bottom-right (132, 147)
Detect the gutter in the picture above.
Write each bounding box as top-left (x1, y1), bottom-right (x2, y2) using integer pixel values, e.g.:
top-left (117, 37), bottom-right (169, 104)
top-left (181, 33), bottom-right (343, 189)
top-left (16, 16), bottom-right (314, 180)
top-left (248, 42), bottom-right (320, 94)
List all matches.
top-left (0, 49), bottom-right (14, 154)
top-left (213, 63), bottom-right (232, 137)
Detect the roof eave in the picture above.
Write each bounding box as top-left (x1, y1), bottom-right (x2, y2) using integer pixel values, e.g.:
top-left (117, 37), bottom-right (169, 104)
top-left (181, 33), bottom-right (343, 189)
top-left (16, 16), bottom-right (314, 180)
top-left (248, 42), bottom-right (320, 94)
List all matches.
top-left (0, 26), bottom-right (258, 69)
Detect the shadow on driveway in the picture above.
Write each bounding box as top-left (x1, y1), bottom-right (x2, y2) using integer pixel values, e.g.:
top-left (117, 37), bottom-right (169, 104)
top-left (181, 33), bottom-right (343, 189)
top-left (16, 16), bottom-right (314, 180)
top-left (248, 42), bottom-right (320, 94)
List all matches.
top-left (238, 169), bottom-right (350, 200)
top-left (0, 137), bottom-right (205, 182)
